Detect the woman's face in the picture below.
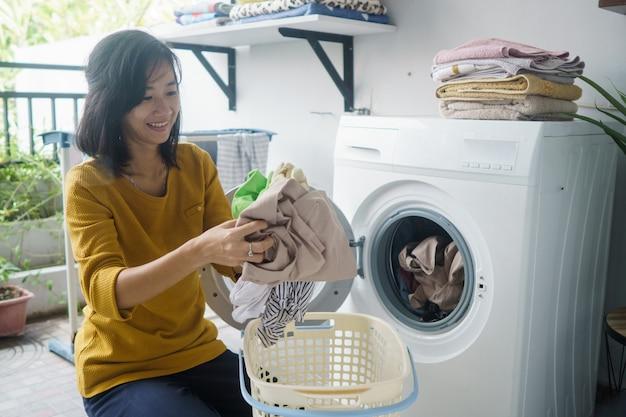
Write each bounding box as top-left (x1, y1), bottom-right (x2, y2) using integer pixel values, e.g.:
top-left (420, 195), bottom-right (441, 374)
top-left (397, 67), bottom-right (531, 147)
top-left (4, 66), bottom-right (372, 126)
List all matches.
top-left (122, 60), bottom-right (180, 148)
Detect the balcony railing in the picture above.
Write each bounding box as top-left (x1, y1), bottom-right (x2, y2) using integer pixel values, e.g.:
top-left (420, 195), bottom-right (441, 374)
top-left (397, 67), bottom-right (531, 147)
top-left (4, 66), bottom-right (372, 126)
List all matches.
top-left (0, 61), bottom-right (86, 159)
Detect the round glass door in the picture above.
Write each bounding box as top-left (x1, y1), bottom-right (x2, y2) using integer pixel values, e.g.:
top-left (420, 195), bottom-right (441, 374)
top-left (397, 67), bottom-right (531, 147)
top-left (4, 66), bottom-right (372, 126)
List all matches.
top-left (368, 208), bottom-right (474, 332)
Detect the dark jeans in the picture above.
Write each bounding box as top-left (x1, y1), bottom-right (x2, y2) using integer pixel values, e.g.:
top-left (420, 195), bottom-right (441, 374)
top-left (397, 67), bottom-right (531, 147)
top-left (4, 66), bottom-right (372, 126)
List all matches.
top-left (83, 350), bottom-right (252, 417)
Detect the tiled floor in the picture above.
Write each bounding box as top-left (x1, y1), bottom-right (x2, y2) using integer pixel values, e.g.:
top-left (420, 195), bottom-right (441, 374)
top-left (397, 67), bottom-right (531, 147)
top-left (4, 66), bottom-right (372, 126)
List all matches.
top-left (1, 314), bottom-right (625, 417)
top-left (0, 311), bottom-right (241, 417)
top-left (0, 316), bottom-right (85, 417)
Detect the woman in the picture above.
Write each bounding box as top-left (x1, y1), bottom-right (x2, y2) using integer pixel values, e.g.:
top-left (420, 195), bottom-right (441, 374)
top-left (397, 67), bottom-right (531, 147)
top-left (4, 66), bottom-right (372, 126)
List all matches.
top-left (66, 30), bottom-right (273, 417)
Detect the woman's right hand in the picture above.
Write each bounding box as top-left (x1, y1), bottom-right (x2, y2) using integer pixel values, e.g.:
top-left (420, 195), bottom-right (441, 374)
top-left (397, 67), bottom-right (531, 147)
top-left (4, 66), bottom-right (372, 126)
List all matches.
top-left (191, 219), bottom-right (274, 267)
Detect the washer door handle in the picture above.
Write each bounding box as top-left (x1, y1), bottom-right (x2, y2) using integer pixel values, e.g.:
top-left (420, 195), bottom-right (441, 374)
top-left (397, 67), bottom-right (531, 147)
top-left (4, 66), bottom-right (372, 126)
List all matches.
top-left (349, 236), bottom-right (365, 278)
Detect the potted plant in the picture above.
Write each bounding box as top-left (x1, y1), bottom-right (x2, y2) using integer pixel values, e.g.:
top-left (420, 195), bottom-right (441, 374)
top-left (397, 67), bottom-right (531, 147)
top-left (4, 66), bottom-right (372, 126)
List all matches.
top-left (0, 150), bottom-right (63, 332)
top-left (570, 75), bottom-right (626, 154)
top-left (0, 255), bottom-right (34, 336)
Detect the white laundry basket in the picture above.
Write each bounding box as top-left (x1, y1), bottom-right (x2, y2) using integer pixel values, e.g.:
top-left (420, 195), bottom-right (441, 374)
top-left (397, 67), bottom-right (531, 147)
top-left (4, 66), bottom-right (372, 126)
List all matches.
top-left (238, 312), bottom-right (418, 417)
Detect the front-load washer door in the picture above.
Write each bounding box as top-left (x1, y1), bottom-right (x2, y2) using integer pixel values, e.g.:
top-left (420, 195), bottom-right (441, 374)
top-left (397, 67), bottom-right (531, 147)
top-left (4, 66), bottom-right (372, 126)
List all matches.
top-left (347, 180), bottom-right (493, 363)
top-left (201, 188), bottom-right (355, 330)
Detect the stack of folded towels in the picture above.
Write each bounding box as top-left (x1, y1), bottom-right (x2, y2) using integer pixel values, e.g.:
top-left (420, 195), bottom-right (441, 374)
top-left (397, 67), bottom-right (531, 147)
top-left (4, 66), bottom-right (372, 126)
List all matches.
top-left (431, 38), bottom-right (585, 121)
top-left (229, 0), bottom-right (389, 25)
top-left (173, 1), bottom-right (233, 26)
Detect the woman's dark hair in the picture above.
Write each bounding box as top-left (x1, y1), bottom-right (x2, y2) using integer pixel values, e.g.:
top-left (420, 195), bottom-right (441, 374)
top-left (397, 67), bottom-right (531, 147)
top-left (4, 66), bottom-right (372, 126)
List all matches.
top-left (76, 30), bottom-right (182, 176)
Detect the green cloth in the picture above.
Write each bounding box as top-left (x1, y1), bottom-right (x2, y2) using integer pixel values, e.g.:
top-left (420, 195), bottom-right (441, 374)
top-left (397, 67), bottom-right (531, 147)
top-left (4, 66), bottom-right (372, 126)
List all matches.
top-left (231, 169), bottom-right (268, 218)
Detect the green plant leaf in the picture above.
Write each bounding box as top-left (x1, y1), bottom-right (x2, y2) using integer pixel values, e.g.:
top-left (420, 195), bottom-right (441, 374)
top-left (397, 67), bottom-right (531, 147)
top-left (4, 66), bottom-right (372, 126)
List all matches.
top-left (578, 75), bottom-right (626, 117)
top-left (596, 105), bottom-right (626, 127)
top-left (609, 81), bottom-right (626, 106)
top-left (569, 113), bottom-right (626, 154)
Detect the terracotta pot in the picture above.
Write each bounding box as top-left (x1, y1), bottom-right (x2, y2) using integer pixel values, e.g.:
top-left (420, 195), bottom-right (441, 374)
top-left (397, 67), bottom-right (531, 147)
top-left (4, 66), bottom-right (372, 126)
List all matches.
top-left (0, 285), bottom-right (34, 336)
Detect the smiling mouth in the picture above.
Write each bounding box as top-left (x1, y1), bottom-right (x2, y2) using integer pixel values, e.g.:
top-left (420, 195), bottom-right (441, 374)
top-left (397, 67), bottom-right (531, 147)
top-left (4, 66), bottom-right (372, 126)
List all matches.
top-left (147, 121), bottom-right (168, 128)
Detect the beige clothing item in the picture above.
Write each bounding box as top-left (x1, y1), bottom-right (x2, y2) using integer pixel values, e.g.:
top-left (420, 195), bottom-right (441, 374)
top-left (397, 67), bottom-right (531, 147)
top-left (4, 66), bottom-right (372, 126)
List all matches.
top-left (237, 177), bottom-right (356, 284)
top-left (439, 95), bottom-right (577, 120)
top-left (435, 74), bottom-right (582, 101)
top-left (269, 162), bottom-right (309, 190)
top-left (398, 237), bottom-right (465, 312)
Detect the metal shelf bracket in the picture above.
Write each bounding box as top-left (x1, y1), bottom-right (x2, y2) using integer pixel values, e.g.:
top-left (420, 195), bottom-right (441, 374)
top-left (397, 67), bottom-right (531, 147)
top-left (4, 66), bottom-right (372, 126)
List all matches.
top-left (168, 42), bottom-right (237, 111)
top-left (278, 28), bottom-right (354, 112)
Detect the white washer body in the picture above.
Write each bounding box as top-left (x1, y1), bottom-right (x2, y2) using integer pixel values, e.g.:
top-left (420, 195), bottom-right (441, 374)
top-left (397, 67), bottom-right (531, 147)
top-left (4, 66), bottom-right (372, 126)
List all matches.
top-left (332, 116), bottom-right (617, 417)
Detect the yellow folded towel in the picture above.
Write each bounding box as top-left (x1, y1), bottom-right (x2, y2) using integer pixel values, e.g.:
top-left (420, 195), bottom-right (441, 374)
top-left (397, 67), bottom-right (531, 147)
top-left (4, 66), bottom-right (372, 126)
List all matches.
top-left (436, 74), bottom-right (582, 101)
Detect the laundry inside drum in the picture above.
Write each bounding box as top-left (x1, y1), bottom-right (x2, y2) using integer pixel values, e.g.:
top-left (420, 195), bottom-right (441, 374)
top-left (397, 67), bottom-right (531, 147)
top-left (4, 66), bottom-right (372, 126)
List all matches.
top-left (370, 213), bottom-right (473, 330)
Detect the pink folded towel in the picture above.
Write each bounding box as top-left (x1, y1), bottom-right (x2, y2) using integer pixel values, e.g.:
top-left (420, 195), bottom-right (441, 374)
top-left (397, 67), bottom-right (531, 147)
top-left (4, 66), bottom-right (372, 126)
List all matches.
top-left (434, 38), bottom-right (570, 65)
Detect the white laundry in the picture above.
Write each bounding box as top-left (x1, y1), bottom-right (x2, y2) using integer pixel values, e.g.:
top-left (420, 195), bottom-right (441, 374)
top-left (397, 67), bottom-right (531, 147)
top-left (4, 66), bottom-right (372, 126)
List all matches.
top-left (230, 280), bottom-right (273, 323)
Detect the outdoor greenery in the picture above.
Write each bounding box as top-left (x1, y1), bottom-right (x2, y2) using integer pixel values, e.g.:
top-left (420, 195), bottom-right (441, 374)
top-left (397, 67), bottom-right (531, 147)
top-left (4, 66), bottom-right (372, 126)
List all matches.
top-left (0, 150), bottom-right (62, 300)
top-left (0, 150), bottom-right (62, 223)
top-left (0, 0), bottom-right (185, 67)
top-left (570, 75), bottom-right (626, 156)
top-left (0, 0), bottom-right (187, 159)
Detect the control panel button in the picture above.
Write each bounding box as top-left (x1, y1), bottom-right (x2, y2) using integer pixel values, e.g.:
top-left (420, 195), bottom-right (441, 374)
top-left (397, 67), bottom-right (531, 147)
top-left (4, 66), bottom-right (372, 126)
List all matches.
top-left (480, 163), bottom-right (490, 169)
top-left (502, 165), bottom-right (513, 171)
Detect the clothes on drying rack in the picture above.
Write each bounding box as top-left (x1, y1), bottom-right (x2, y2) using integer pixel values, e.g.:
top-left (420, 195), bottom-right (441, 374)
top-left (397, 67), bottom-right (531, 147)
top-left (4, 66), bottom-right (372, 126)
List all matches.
top-left (217, 131), bottom-right (270, 192)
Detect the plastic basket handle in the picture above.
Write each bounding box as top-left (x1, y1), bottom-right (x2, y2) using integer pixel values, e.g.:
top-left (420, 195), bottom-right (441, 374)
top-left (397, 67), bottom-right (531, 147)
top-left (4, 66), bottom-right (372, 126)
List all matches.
top-left (238, 348), bottom-right (418, 417)
top-left (294, 386), bottom-right (369, 398)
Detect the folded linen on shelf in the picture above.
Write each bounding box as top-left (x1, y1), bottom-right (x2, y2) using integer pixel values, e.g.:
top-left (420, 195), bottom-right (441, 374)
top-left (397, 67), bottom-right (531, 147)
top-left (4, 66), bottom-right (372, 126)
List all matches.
top-left (176, 13), bottom-right (231, 25)
top-left (439, 96), bottom-right (577, 120)
top-left (433, 38), bottom-right (570, 65)
top-left (431, 56), bottom-right (584, 84)
top-left (231, 2), bottom-right (389, 23)
top-left (230, 0), bottom-right (387, 20)
top-left (435, 74), bottom-right (582, 101)
top-left (174, 1), bottom-right (233, 16)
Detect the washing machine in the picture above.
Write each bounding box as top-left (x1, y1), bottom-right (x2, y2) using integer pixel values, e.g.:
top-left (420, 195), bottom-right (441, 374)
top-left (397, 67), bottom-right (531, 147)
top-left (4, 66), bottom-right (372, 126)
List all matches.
top-left (331, 116), bottom-right (617, 417)
top-left (201, 115), bottom-right (618, 417)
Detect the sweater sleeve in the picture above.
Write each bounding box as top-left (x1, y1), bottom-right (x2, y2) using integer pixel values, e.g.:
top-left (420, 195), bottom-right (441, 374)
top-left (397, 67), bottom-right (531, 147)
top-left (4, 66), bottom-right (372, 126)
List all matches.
top-left (65, 167), bottom-right (134, 321)
top-left (196, 146), bottom-right (237, 280)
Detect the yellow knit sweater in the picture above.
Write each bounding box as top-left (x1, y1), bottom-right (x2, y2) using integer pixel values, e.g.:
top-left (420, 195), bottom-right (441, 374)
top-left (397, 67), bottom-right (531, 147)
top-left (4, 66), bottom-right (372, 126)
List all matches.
top-left (65, 143), bottom-right (234, 398)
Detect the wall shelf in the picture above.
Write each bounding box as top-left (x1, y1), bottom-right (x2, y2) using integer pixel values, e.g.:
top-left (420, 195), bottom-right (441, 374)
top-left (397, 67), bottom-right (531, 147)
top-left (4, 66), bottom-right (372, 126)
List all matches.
top-left (159, 14), bottom-right (395, 47)
top-left (599, 0), bottom-right (626, 14)
top-left (159, 15), bottom-right (395, 112)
